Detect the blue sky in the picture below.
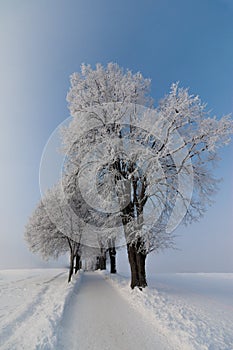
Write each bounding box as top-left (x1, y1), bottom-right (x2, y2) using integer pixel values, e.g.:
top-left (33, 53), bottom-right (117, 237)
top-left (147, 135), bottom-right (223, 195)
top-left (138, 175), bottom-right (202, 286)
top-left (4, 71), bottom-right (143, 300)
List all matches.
top-left (0, 0), bottom-right (232, 271)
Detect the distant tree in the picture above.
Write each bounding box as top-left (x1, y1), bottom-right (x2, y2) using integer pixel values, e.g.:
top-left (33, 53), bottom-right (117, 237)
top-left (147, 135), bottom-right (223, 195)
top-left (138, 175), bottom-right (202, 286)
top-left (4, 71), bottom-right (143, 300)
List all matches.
top-left (25, 184), bottom-right (82, 282)
top-left (61, 63), bottom-right (232, 289)
top-left (43, 184), bottom-right (83, 281)
top-left (81, 246), bottom-right (101, 271)
top-left (25, 199), bottom-right (68, 261)
top-left (63, 170), bottom-right (121, 273)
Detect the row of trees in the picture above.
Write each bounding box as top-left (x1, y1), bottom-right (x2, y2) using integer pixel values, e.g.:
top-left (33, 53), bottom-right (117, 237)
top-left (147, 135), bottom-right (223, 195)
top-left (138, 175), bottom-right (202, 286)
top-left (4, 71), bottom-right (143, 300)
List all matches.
top-left (25, 183), bottom-right (116, 282)
top-left (25, 63), bottom-right (232, 288)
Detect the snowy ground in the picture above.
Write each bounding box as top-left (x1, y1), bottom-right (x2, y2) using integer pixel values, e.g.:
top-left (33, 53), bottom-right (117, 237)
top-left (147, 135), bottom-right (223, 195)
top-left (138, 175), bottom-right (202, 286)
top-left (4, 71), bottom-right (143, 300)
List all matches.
top-left (0, 269), bottom-right (232, 350)
top-left (107, 272), bottom-right (233, 350)
top-left (0, 269), bottom-right (76, 350)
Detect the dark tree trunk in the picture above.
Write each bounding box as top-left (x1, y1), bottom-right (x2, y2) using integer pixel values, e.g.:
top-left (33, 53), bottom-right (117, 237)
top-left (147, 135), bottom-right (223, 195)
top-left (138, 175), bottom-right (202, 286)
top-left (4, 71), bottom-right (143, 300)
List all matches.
top-left (68, 254), bottom-right (74, 283)
top-left (127, 244), bottom-right (139, 289)
top-left (67, 237), bottom-right (75, 283)
top-left (75, 253), bottom-right (80, 274)
top-left (99, 254), bottom-right (106, 270)
top-left (109, 247), bottom-right (116, 273)
top-left (136, 251), bottom-right (147, 288)
top-left (127, 243), bottom-right (147, 289)
top-left (113, 154), bottom-right (148, 289)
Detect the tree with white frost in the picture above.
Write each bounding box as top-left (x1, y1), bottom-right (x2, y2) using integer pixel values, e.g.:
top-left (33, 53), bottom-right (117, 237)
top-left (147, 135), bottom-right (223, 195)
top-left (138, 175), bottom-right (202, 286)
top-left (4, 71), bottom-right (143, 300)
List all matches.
top-left (60, 63), bottom-right (232, 289)
top-left (25, 200), bottom-right (68, 260)
top-left (63, 169), bottom-right (121, 272)
top-left (33, 62), bottom-right (232, 289)
top-left (25, 183), bottom-right (83, 282)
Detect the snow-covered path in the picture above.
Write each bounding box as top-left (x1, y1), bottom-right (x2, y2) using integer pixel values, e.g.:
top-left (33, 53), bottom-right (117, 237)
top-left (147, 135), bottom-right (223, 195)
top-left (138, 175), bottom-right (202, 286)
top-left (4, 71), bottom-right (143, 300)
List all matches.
top-left (56, 272), bottom-right (168, 350)
top-left (1, 270), bottom-right (232, 349)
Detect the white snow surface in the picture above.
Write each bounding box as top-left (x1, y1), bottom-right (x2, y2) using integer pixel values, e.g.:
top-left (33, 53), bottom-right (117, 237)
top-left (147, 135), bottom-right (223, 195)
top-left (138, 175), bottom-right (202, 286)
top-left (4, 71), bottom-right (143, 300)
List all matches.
top-left (107, 272), bottom-right (233, 350)
top-left (0, 269), bottom-right (232, 350)
top-left (0, 269), bottom-right (78, 350)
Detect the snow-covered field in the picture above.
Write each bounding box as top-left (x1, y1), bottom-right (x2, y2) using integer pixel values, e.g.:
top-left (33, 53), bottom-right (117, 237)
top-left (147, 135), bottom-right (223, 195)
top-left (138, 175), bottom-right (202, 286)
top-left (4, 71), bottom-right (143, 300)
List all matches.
top-left (0, 269), bottom-right (79, 350)
top-left (0, 269), bottom-right (232, 350)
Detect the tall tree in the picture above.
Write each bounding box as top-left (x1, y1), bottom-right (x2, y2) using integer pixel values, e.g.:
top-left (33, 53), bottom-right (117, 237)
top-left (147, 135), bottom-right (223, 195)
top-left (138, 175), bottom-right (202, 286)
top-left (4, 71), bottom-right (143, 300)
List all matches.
top-left (61, 63), bottom-right (232, 288)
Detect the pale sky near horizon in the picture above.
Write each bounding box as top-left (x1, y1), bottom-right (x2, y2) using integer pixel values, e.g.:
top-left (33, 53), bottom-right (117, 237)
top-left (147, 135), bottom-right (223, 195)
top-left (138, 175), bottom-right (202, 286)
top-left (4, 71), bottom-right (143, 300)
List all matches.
top-left (0, 0), bottom-right (232, 272)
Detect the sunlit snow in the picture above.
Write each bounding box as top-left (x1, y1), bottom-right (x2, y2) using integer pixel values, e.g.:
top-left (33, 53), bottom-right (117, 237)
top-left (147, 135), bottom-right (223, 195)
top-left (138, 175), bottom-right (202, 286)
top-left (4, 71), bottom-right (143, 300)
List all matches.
top-left (0, 269), bottom-right (232, 349)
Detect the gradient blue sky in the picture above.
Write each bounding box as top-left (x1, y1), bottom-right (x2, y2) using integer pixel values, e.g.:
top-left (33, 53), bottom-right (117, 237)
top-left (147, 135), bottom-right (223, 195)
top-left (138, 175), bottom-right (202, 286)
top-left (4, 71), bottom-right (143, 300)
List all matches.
top-left (0, 0), bottom-right (232, 272)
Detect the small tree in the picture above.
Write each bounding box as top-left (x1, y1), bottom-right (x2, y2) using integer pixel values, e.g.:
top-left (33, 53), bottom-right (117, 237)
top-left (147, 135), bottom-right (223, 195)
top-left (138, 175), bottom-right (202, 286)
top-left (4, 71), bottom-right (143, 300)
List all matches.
top-left (62, 170), bottom-right (121, 273)
top-left (25, 184), bottom-right (83, 282)
top-left (25, 199), bottom-right (68, 261)
top-left (43, 184), bottom-right (83, 281)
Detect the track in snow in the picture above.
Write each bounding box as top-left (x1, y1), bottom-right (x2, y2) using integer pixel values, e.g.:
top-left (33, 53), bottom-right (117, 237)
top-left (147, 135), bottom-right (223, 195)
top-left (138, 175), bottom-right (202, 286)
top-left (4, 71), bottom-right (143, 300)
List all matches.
top-left (0, 269), bottom-right (69, 350)
top-left (56, 272), bottom-right (168, 350)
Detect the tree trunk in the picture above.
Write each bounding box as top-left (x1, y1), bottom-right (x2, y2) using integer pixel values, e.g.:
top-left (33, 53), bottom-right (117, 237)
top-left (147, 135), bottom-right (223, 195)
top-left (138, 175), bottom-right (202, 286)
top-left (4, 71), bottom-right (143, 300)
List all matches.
top-left (127, 244), bottom-right (139, 289)
top-left (127, 243), bottom-right (147, 289)
top-left (75, 253), bottom-right (80, 274)
top-left (114, 155), bottom-right (148, 289)
top-left (109, 247), bottom-right (116, 273)
top-left (99, 254), bottom-right (106, 270)
top-left (136, 251), bottom-right (147, 288)
top-left (68, 254), bottom-right (74, 283)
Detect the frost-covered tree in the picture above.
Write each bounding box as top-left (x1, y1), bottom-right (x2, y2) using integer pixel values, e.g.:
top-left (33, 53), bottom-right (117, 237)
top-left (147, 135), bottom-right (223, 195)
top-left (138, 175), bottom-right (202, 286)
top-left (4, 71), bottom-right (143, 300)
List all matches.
top-left (25, 199), bottom-right (68, 260)
top-left (63, 169), bottom-right (121, 273)
top-left (81, 245), bottom-right (101, 271)
top-left (25, 183), bottom-right (83, 282)
top-left (62, 63), bottom-right (233, 288)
